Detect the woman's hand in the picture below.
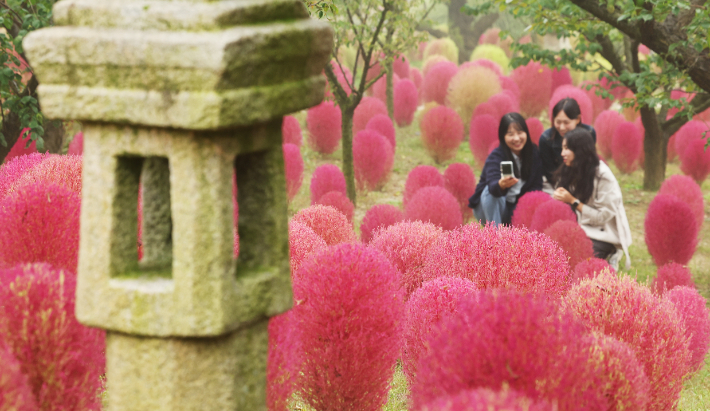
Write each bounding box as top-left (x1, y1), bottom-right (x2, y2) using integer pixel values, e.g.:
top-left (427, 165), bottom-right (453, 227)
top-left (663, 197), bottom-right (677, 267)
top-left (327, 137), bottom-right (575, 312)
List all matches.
top-left (553, 187), bottom-right (575, 204)
top-left (498, 176), bottom-right (519, 190)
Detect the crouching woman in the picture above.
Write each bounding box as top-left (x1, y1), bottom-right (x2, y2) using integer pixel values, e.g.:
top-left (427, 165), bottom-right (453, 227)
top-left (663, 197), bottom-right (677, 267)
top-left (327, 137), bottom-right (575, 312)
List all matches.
top-left (468, 113), bottom-right (543, 225)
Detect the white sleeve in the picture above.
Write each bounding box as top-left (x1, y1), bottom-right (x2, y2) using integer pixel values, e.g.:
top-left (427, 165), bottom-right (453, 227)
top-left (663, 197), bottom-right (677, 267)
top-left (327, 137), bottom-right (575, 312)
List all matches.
top-left (578, 175), bottom-right (621, 227)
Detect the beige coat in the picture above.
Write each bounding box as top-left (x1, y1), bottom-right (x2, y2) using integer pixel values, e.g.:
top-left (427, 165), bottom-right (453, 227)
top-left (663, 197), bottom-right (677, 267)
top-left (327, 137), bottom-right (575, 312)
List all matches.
top-left (575, 162), bottom-right (632, 270)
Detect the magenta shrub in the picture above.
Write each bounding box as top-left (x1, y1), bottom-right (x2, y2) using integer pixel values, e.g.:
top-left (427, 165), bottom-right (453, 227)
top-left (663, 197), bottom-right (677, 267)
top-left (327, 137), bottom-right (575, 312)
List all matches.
top-left (652, 262), bottom-right (695, 294)
top-left (403, 165), bottom-right (444, 207)
top-left (420, 388), bottom-right (551, 411)
top-left (9, 154), bottom-right (82, 196)
top-left (0, 263), bottom-right (105, 410)
top-left (0, 152), bottom-right (45, 199)
top-left (594, 110), bottom-right (625, 159)
top-left (405, 186), bottom-right (463, 230)
top-left (315, 190), bottom-right (355, 223)
top-left (353, 129), bottom-right (393, 191)
top-left (267, 311), bottom-right (299, 411)
top-left (353, 97), bottom-right (388, 134)
top-left (530, 199), bottom-right (577, 233)
top-left (580, 82), bottom-right (613, 122)
top-left (283, 143), bottom-right (303, 202)
top-left (306, 101), bottom-right (342, 154)
top-left (0, 183), bottom-right (80, 273)
top-left (288, 220), bottom-right (327, 277)
top-left (468, 114), bottom-right (499, 166)
top-left (420, 224), bottom-right (570, 297)
top-left (360, 204), bottom-right (406, 244)
top-left (5, 129), bottom-right (38, 162)
top-left (292, 243), bottom-right (404, 411)
top-left (366, 114), bottom-right (396, 149)
top-left (292, 204), bottom-right (357, 246)
top-left (543, 220), bottom-right (594, 271)
top-left (571, 258), bottom-right (614, 284)
top-left (499, 75), bottom-right (521, 100)
top-left (487, 92), bottom-right (519, 119)
top-left (67, 132), bottom-right (84, 155)
top-left (282, 116), bottom-right (302, 146)
top-left (680, 138), bottom-right (710, 184)
top-left (444, 163), bottom-right (476, 219)
top-left (421, 61), bottom-right (458, 105)
top-left (549, 86), bottom-right (593, 124)
top-left (644, 194), bottom-right (698, 266)
top-left (564, 272), bottom-right (691, 411)
top-left (472, 102), bottom-right (499, 119)
top-left (674, 120), bottom-right (707, 159)
top-left (420, 105), bottom-right (464, 163)
top-left (525, 118), bottom-right (544, 145)
top-left (511, 191), bottom-right (551, 229)
top-left (0, 342), bottom-right (38, 411)
top-left (665, 286), bottom-right (710, 373)
top-left (611, 121), bottom-right (643, 174)
top-left (411, 68), bottom-right (423, 90)
top-left (394, 79), bottom-right (418, 126)
top-left (402, 277), bottom-right (477, 384)
top-left (371, 73), bottom-right (400, 104)
top-left (462, 58), bottom-right (503, 76)
top-left (511, 62), bottom-right (552, 118)
top-left (393, 55), bottom-right (410, 79)
top-left (370, 221), bottom-right (444, 298)
top-left (325, 62), bottom-right (353, 99)
top-left (550, 67), bottom-right (573, 94)
top-left (422, 55), bottom-right (449, 77)
top-left (310, 164), bottom-right (346, 204)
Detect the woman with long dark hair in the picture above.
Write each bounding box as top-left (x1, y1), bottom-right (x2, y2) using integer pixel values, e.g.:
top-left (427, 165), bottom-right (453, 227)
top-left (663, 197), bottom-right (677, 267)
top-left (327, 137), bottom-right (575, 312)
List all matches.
top-left (468, 113), bottom-right (543, 225)
top-left (552, 128), bottom-right (631, 270)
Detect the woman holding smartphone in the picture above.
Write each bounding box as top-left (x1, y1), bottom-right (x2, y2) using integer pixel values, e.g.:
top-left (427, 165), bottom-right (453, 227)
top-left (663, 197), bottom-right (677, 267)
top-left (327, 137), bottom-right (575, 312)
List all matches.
top-left (469, 113), bottom-right (543, 225)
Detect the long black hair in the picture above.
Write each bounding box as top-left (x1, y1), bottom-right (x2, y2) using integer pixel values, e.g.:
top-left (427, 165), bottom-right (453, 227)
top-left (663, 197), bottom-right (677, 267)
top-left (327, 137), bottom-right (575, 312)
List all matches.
top-left (553, 128), bottom-right (599, 204)
top-left (498, 112), bottom-right (534, 181)
top-left (551, 97), bottom-right (582, 138)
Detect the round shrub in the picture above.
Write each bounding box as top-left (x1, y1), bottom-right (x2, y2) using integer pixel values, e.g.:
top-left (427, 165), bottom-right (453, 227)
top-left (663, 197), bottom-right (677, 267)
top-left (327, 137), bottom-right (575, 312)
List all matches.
top-left (405, 186), bottom-right (463, 230)
top-left (659, 174), bottom-right (703, 228)
top-left (370, 221), bottom-right (444, 298)
top-left (5, 129), bottom-right (38, 162)
top-left (0, 263), bottom-right (105, 411)
top-left (267, 310), bottom-right (299, 411)
top-left (310, 164), bottom-right (346, 204)
top-left (469, 45), bottom-right (509, 73)
top-left (360, 204), bottom-right (405, 244)
top-left (0, 183), bottom-right (80, 273)
top-left (543, 220), bottom-right (594, 271)
top-left (68, 132), bottom-right (84, 155)
top-left (420, 387), bottom-right (551, 411)
top-left (444, 163), bottom-right (476, 219)
top-left (611, 121), bottom-right (643, 174)
top-left (283, 143), bottom-right (303, 202)
top-left (525, 117), bottom-right (544, 145)
top-left (580, 82), bottom-right (613, 122)
top-left (674, 120), bottom-right (707, 159)
top-left (315, 191), bottom-right (355, 223)
top-left (550, 67), bottom-right (573, 94)
top-left (488, 92), bottom-right (519, 115)
top-left (291, 243), bottom-right (404, 411)
top-left (549, 85), bottom-right (594, 125)
top-left (292, 204), bottom-right (356, 246)
top-left (393, 55), bottom-right (410, 79)
top-left (325, 61), bottom-right (353, 99)
top-left (594, 110), bottom-right (624, 159)
top-left (563, 272), bottom-right (691, 411)
top-left (511, 62), bottom-right (552, 118)
top-left (288, 220), bottom-right (328, 277)
top-left (461, 58), bottom-right (503, 76)
top-left (306, 101), bottom-right (342, 154)
top-left (411, 290), bottom-right (606, 410)
top-left (422, 55), bottom-right (449, 77)
top-left (9, 154), bottom-right (82, 196)
top-left (353, 129), bottom-right (393, 191)
top-left (282, 115), bottom-right (302, 146)
top-left (366, 114), bottom-right (396, 149)
top-left (394, 79), bottom-right (418, 126)
top-left (665, 286), bottom-right (710, 373)
top-left (644, 194), bottom-right (698, 266)
top-left (511, 191), bottom-right (551, 229)
top-left (403, 165), bottom-right (445, 207)
top-left (530, 199), bottom-right (577, 233)
top-left (422, 61), bottom-right (458, 105)
top-left (371, 73), bottom-right (400, 104)
top-left (420, 105), bottom-right (464, 163)
top-left (0, 152), bottom-right (45, 200)
top-left (652, 262), bottom-right (695, 294)
top-left (469, 114), bottom-right (500, 166)
top-left (571, 258), bottom-right (614, 284)
top-left (410, 67), bottom-right (423, 90)
top-left (499, 75), bottom-right (521, 100)
top-left (472, 101), bottom-right (499, 120)
top-left (446, 66), bottom-right (501, 124)
top-left (680, 138), bottom-right (710, 184)
top-left (0, 342), bottom-right (38, 411)
top-left (424, 38), bottom-right (459, 63)
top-left (420, 224), bottom-right (570, 297)
top-left (353, 97), bottom-right (388, 134)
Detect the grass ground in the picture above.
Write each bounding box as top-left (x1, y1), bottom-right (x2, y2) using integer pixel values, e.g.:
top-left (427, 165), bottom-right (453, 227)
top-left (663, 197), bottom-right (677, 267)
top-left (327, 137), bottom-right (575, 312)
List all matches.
top-left (287, 109), bottom-right (710, 410)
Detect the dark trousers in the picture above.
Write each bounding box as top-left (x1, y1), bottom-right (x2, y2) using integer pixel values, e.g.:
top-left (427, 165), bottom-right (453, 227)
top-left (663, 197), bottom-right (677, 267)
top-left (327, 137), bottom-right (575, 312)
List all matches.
top-left (591, 239), bottom-right (616, 260)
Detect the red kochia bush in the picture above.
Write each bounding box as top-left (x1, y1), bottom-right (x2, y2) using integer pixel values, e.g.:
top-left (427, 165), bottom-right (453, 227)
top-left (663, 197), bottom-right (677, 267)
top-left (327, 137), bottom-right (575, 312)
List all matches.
top-left (658, 175), bottom-right (704, 228)
top-left (674, 120), bottom-right (707, 159)
top-left (306, 101), bottom-right (342, 154)
top-left (564, 272), bottom-right (691, 411)
top-left (402, 277), bottom-right (477, 384)
top-left (511, 191), bottom-right (551, 229)
top-left (353, 129), bottom-right (393, 191)
top-left (267, 311), bottom-right (299, 411)
top-left (0, 342), bottom-right (38, 411)
top-left (315, 191), bottom-right (355, 223)
top-left (371, 74), bottom-right (400, 104)
top-left (612, 122), bottom-right (643, 174)
top-left (393, 55), bottom-right (410, 79)
top-left (543, 220), bottom-right (594, 271)
top-left (511, 62), bottom-right (552, 118)
top-left (644, 194), bottom-right (698, 266)
top-left (411, 291), bottom-right (605, 410)
top-left (10, 154), bottom-right (82, 196)
top-left (360, 204), bottom-right (406, 244)
top-left (499, 75), bottom-right (520, 100)
top-left (68, 132), bottom-right (84, 155)
top-left (353, 97), bottom-right (388, 134)
top-left (594, 110), bottom-right (624, 159)
top-left (394, 79), bottom-right (418, 126)
top-left (370, 221), bottom-right (444, 298)
top-left (0, 263), bottom-right (105, 411)
top-left (282, 115), bottom-right (302, 146)
top-left (469, 114), bottom-right (499, 166)
top-left (571, 258), bottom-right (614, 284)
top-left (283, 143), bottom-right (303, 201)
top-left (0, 183), bottom-right (80, 273)
top-left (5, 129), bottom-right (38, 162)
top-left (288, 220), bottom-right (327, 276)
top-left (420, 224), bottom-right (570, 297)
top-left (652, 262), bottom-right (695, 294)
top-left (580, 82), bottom-right (613, 122)
top-left (292, 243), bottom-right (404, 411)
top-left (421, 61), bottom-right (458, 105)
top-left (549, 85), bottom-right (593, 124)
top-left (444, 163), bottom-right (476, 219)
top-left (411, 68), bottom-right (423, 91)
top-left (310, 164), bottom-right (346, 204)
top-left (680, 138), bottom-right (710, 184)
top-left (0, 152), bottom-right (45, 199)
top-left (292, 205), bottom-right (356, 246)
top-left (525, 118), bottom-right (544, 145)
top-left (665, 286), bottom-right (710, 373)
top-left (420, 105), bottom-right (464, 163)
top-left (550, 67), bottom-right (573, 94)
top-left (530, 199), bottom-right (577, 232)
top-left (366, 114), bottom-right (396, 149)
top-left (404, 165), bottom-right (444, 207)
top-left (420, 388), bottom-right (551, 411)
top-left (405, 186), bottom-right (463, 230)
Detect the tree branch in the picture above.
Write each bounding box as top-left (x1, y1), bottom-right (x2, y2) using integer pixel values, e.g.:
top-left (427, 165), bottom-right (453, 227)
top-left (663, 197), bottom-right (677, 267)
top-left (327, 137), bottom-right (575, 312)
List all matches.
top-left (661, 93), bottom-right (710, 136)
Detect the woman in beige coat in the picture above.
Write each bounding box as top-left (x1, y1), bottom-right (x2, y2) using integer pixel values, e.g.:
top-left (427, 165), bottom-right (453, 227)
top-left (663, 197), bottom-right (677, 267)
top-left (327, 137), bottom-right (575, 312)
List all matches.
top-left (551, 128), bottom-right (632, 270)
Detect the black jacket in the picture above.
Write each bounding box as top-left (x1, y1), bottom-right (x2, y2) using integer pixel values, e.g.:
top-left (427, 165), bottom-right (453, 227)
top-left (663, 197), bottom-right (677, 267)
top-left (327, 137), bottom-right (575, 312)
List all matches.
top-left (539, 124), bottom-right (597, 183)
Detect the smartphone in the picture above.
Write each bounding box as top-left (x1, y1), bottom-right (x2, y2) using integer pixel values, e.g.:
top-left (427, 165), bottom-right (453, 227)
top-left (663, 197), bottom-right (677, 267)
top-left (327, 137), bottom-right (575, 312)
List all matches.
top-left (500, 161), bottom-right (514, 178)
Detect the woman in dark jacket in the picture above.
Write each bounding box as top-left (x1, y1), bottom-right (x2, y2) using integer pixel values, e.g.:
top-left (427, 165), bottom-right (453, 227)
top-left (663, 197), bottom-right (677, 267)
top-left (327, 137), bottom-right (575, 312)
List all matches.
top-left (469, 112), bottom-right (543, 225)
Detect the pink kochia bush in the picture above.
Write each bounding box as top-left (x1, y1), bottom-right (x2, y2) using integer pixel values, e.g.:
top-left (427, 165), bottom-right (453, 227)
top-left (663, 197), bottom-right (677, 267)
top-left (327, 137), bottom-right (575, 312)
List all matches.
top-left (549, 85), bottom-right (593, 125)
top-left (394, 79), bottom-right (418, 126)
top-left (420, 224), bottom-right (570, 297)
top-left (405, 186), bottom-right (463, 231)
top-left (360, 204), bottom-right (405, 244)
top-left (404, 165), bottom-right (444, 207)
top-left (665, 286), bottom-right (710, 373)
top-left (67, 132), bottom-right (84, 155)
top-left (0, 183), bottom-right (80, 273)
top-left (420, 387), bottom-right (551, 411)
top-left (444, 163), bottom-right (476, 219)
top-left (266, 311), bottom-right (299, 411)
top-left (292, 205), bottom-right (356, 246)
top-left (353, 129), bottom-right (393, 191)
top-left (310, 164), bottom-right (346, 204)
top-left (680, 138), bottom-right (710, 184)
top-left (421, 61), bottom-right (458, 105)
top-left (291, 244), bottom-right (404, 411)
top-left (306, 101), bottom-right (342, 154)
top-left (550, 67), bottom-right (573, 93)
top-left (674, 120), bottom-right (707, 159)
top-left (0, 152), bottom-right (45, 199)
top-left (652, 262), bottom-right (695, 294)
top-left (5, 129), bottom-right (38, 162)
top-left (644, 194), bottom-right (698, 266)
top-left (421, 105), bottom-right (464, 163)
top-left (282, 115), bottom-right (302, 146)
top-left (288, 220), bottom-right (327, 276)
top-left (366, 114), bottom-right (396, 150)
top-left (543, 220), bottom-right (594, 271)
top-left (511, 191), bottom-right (551, 229)
top-left (511, 62), bottom-right (552, 118)
top-left (0, 342), bottom-right (38, 411)
top-left (315, 191), bottom-right (355, 223)
top-left (530, 199), bottom-right (577, 232)
top-left (612, 121), bottom-right (643, 174)
top-left (564, 272), bottom-right (691, 410)
top-left (393, 55), bottom-right (410, 79)
top-left (469, 114), bottom-right (499, 166)
top-left (282, 143), bottom-right (303, 201)
top-left (571, 258), bottom-right (614, 284)
top-left (353, 97), bottom-right (388, 134)
top-left (9, 154), bottom-right (82, 196)
top-left (658, 175), bottom-right (704, 228)
top-left (594, 110), bottom-right (624, 159)
top-left (0, 263), bottom-right (106, 410)
top-left (525, 118), bottom-right (544, 145)
top-left (402, 277), bottom-right (477, 384)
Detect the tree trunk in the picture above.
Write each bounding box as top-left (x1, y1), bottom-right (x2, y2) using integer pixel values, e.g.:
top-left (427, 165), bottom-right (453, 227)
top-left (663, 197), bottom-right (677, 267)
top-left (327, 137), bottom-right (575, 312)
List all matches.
top-left (640, 106), bottom-right (666, 191)
top-left (0, 110), bottom-right (23, 163)
top-left (386, 61), bottom-right (394, 120)
top-left (43, 120), bottom-right (66, 154)
top-left (448, 0), bottom-right (499, 64)
top-left (341, 105), bottom-right (357, 205)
